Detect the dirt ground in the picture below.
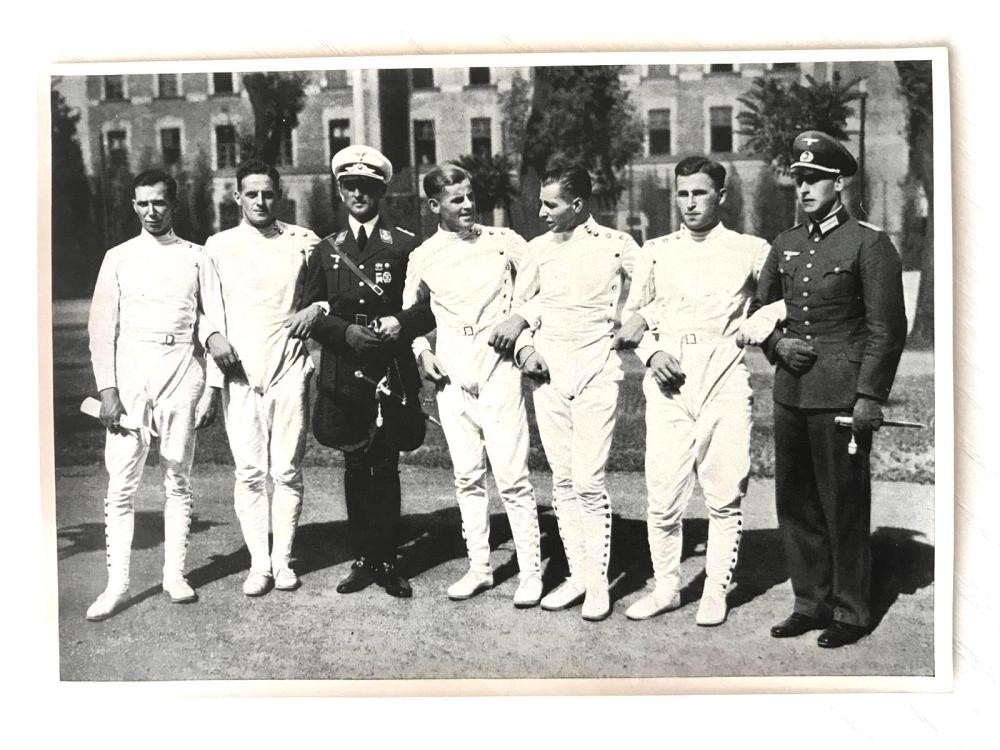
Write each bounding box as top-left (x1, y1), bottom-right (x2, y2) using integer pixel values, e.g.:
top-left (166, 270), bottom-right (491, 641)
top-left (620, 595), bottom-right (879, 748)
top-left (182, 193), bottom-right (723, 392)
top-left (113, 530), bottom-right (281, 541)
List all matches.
top-left (55, 463), bottom-right (935, 683)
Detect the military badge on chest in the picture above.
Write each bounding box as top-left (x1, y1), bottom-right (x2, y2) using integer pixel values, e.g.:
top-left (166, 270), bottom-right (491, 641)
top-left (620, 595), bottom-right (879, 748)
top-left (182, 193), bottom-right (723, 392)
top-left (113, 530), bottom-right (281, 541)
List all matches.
top-left (374, 260), bottom-right (392, 286)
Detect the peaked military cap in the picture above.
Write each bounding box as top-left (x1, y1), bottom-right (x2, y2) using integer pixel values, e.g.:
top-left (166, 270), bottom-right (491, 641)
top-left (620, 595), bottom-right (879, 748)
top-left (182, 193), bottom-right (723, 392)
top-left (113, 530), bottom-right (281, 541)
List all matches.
top-left (331, 145), bottom-right (394, 184)
top-left (789, 130), bottom-right (858, 177)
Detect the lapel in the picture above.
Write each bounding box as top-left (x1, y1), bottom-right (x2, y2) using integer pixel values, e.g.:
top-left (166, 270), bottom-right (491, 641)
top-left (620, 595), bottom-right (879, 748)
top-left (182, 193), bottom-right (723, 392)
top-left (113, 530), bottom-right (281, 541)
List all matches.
top-left (355, 216), bottom-right (392, 265)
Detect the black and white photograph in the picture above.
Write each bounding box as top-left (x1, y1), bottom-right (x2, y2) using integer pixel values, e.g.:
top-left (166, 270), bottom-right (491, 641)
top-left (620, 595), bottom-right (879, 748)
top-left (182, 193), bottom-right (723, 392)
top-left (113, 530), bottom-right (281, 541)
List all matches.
top-left (43, 49), bottom-right (950, 692)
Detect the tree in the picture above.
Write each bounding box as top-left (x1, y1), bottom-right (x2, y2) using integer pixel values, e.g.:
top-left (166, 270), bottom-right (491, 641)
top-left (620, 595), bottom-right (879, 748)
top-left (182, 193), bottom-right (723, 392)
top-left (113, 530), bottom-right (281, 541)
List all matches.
top-left (51, 82), bottom-right (99, 298)
top-left (306, 177), bottom-right (338, 238)
top-left (521, 66), bottom-right (644, 204)
top-left (896, 60), bottom-right (934, 349)
top-left (737, 72), bottom-right (863, 172)
top-left (499, 70), bottom-right (532, 167)
top-left (241, 72), bottom-right (309, 166)
top-left (173, 147), bottom-right (216, 245)
top-left (454, 153), bottom-right (519, 225)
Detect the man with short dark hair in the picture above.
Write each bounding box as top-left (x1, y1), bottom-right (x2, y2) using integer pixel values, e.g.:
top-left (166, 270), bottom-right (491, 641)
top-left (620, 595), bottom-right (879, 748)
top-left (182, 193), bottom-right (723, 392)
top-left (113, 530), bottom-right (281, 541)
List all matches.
top-left (397, 163), bottom-right (543, 606)
top-left (498, 162), bottom-right (642, 621)
top-left (86, 169), bottom-right (231, 620)
top-left (201, 159), bottom-right (319, 597)
top-left (614, 156), bottom-right (770, 626)
top-left (752, 131), bottom-right (907, 648)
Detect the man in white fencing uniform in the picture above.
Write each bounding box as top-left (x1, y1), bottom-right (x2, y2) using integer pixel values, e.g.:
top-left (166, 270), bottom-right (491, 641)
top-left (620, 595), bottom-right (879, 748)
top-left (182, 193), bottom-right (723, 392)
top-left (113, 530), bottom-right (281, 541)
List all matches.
top-left (614, 156), bottom-right (770, 625)
top-left (500, 162), bottom-right (642, 621)
top-left (201, 159), bottom-right (319, 597)
top-left (86, 169), bottom-right (233, 621)
top-left (395, 163), bottom-right (543, 606)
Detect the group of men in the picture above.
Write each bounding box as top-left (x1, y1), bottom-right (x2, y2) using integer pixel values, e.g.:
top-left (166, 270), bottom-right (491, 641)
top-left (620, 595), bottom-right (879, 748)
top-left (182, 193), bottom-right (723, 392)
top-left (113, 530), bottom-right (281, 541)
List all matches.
top-left (84, 129), bottom-right (906, 650)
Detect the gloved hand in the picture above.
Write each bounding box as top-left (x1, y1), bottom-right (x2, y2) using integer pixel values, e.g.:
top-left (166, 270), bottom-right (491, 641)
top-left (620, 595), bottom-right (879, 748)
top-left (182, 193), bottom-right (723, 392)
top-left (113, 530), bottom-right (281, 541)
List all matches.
top-left (345, 324), bottom-right (382, 355)
top-left (852, 396), bottom-right (884, 434)
top-left (774, 337), bottom-right (818, 374)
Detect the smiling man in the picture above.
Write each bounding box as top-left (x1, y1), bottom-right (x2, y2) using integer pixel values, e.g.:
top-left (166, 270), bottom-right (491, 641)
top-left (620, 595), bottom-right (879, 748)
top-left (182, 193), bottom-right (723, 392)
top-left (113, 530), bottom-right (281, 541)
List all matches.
top-left (396, 163), bottom-right (543, 606)
top-left (200, 159), bottom-right (319, 598)
top-left (86, 169), bottom-right (231, 620)
top-left (614, 156), bottom-right (770, 626)
top-left (751, 131), bottom-right (907, 648)
top-left (499, 162), bottom-right (641, 621)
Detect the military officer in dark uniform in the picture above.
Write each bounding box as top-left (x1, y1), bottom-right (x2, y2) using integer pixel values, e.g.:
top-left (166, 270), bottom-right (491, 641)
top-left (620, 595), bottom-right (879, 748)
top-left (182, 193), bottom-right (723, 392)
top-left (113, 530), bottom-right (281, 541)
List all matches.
top-left (751, 131), bottom-right (907, 647)
top-left (287, 145), bottom-right (434, 598)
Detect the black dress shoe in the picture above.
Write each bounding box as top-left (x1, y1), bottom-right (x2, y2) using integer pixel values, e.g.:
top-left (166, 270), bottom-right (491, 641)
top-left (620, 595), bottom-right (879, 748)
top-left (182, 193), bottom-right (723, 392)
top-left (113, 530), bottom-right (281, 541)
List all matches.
top-left (376, 562), bottom-right (413, 599)
top-left (770, 612), bottom-right (831, 638)
top-left (817, 622), bottom-right (868, 648)
top-left (336, 558), bottom-right (377, 594)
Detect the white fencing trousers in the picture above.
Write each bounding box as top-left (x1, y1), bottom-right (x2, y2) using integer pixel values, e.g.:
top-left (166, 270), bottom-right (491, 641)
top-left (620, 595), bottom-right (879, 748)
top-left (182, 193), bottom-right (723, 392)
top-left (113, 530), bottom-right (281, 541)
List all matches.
top-left (223, 368), bottom-right (309, 574)
top-left (642, 363), bottom-right (751, 595)
top-left (102, 348), bottom-right (204, 587)
top-left (435, 363), bottom-right (540, 580)
top-left (532, 378), bottom-right (619, 586)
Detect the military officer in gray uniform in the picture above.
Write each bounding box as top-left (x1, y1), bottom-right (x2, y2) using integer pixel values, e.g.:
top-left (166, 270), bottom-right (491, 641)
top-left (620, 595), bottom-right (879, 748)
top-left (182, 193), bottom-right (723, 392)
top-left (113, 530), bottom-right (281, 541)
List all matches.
top-left (751, 131), bottom-right (907, 648)
top-left (288, 145), bottom-right (434, 598)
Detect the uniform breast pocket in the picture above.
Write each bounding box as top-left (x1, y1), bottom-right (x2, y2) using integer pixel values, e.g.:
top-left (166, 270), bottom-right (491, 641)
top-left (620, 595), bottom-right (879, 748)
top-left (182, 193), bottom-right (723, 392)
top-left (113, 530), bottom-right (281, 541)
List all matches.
top-left (779, 267), bottom-right (795, 300)
top-left (821, 266), bottom-right (857, 299)
top-left (327, 267), bottom-right (353, 293)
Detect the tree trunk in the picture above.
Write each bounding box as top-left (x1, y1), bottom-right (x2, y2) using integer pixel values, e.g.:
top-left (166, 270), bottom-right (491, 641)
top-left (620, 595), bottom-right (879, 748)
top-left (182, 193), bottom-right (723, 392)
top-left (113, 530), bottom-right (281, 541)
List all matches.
top-left (907, 123), bottom-right (935, 349)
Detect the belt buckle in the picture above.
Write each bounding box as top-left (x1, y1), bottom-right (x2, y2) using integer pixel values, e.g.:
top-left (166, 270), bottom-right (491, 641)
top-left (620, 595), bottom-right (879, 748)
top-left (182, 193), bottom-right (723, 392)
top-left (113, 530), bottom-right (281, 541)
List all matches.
top-left (356, 314), bottom-right (369, 326)
top-left (463, 326), bottom-right (474, 336)
top-left (163, 333), bottom-right (175, 345)
top-left (683, 333), bottom-right (697, 345)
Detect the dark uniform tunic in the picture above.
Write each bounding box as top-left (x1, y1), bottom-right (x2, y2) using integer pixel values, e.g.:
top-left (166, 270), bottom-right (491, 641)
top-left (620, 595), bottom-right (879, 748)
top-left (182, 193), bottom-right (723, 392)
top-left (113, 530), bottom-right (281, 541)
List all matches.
top-left (302, 217), bottom-right (435, 566)
top-left (752, 206), bottom-right (907, 627)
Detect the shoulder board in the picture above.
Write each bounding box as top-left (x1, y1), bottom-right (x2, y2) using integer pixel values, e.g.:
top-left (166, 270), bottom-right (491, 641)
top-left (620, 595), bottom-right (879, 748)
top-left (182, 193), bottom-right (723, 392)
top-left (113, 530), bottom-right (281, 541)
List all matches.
top-left (857, 220), bottom-right (883, 232)
top-left (396, 227), bottom-right (415, 237)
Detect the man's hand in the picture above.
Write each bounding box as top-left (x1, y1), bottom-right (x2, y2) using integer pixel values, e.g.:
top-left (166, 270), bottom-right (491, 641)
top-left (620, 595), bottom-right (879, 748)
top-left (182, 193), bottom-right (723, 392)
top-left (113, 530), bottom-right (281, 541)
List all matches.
top-left (194, 386), bottom-right (220, 429)
top-left (648, 352), bottom-right (686, 391)
top-left (774, 337), bottom-right (818, 374)
top-left (488, 315), bottom-right (528, 358)
top-left (99, 387), bottom-right (128, 435)
top-left (611, 313), bottom-right (649, 350)
top-left (852, 396), bottom-right (884, 434)
top-left (285, 304), bottom-right (324, 339)
top-left (345, 324), bottom-right (383, 355)
top-left (418, 350), bottom-right (450, 387)
top-left (206, 332), bottom-right (240, 370)
top-left (520, 347), bottom-right (550, 383)
top-left (372, 316), bottom-right (401, 342)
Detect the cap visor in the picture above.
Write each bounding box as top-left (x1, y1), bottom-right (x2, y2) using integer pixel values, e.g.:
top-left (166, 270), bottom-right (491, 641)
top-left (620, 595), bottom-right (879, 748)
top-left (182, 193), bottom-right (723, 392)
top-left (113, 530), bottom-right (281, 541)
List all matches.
top-left (790, 162), bottom-right (841, 175)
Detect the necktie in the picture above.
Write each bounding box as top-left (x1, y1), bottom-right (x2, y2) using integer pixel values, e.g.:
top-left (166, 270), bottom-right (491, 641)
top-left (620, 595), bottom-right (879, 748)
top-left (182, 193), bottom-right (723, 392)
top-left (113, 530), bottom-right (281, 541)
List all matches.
top-left (356, 225), bottom-right (368, 252)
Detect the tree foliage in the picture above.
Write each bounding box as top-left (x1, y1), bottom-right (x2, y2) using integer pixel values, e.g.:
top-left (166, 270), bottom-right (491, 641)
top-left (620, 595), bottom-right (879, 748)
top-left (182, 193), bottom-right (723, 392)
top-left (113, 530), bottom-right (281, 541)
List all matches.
top-left (896, 60), bottom-right (934, 348)
top-left (522, 66), bottom-right (644, 202)
top-left (51, 82), bottom-right (100, 298)
top-left (454, 153), bottom-right (519, 222)
top-left (737, 72), bottom-right (862, 171)
top-left (499, 70), bottom-right (532, 165)
top-left (241, 72), bottom-right (309, 166)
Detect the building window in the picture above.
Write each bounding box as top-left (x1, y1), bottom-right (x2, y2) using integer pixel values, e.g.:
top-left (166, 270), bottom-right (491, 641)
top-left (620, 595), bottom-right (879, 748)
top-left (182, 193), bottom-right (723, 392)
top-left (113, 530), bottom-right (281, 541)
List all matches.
top-left (216, 125), bottom-right (239, 168)
top-left (771, 62), bottom-right (799, 71)
top-left (275, 128), bottom-right (294, 168)
top-left (647, 65), bottom-right (673, 78)
top-left (105, 129), bottom-right (128, 167)
top-left (157, 74), bottom-right (180, 98)
top-left (412, 69), bottom-right (434, 89)
top-left (709, 64), bottom-right (734, 74)
top-left (326, 70), bottom-right (349, 88)
top-left (160, 128), bottom-right (182, 166)
top-left (212, 72), bottom-right (236, 95)
top-left (471, 118), bottom-right (492, 157)
top-left (103, 76), bottom-right (125, 101)
top-left (219, 201), bottom-right (241, 230)
top-left (648, 109), bottom-right (672, 156)
top-left (468, 67), bottom-right (491, 85)
top-left (328, 119), bottom-right (351, 155)
top-left (413, 120), bottom-right (436, 166)
top-left (709, 106), bottom-right (733, 153)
